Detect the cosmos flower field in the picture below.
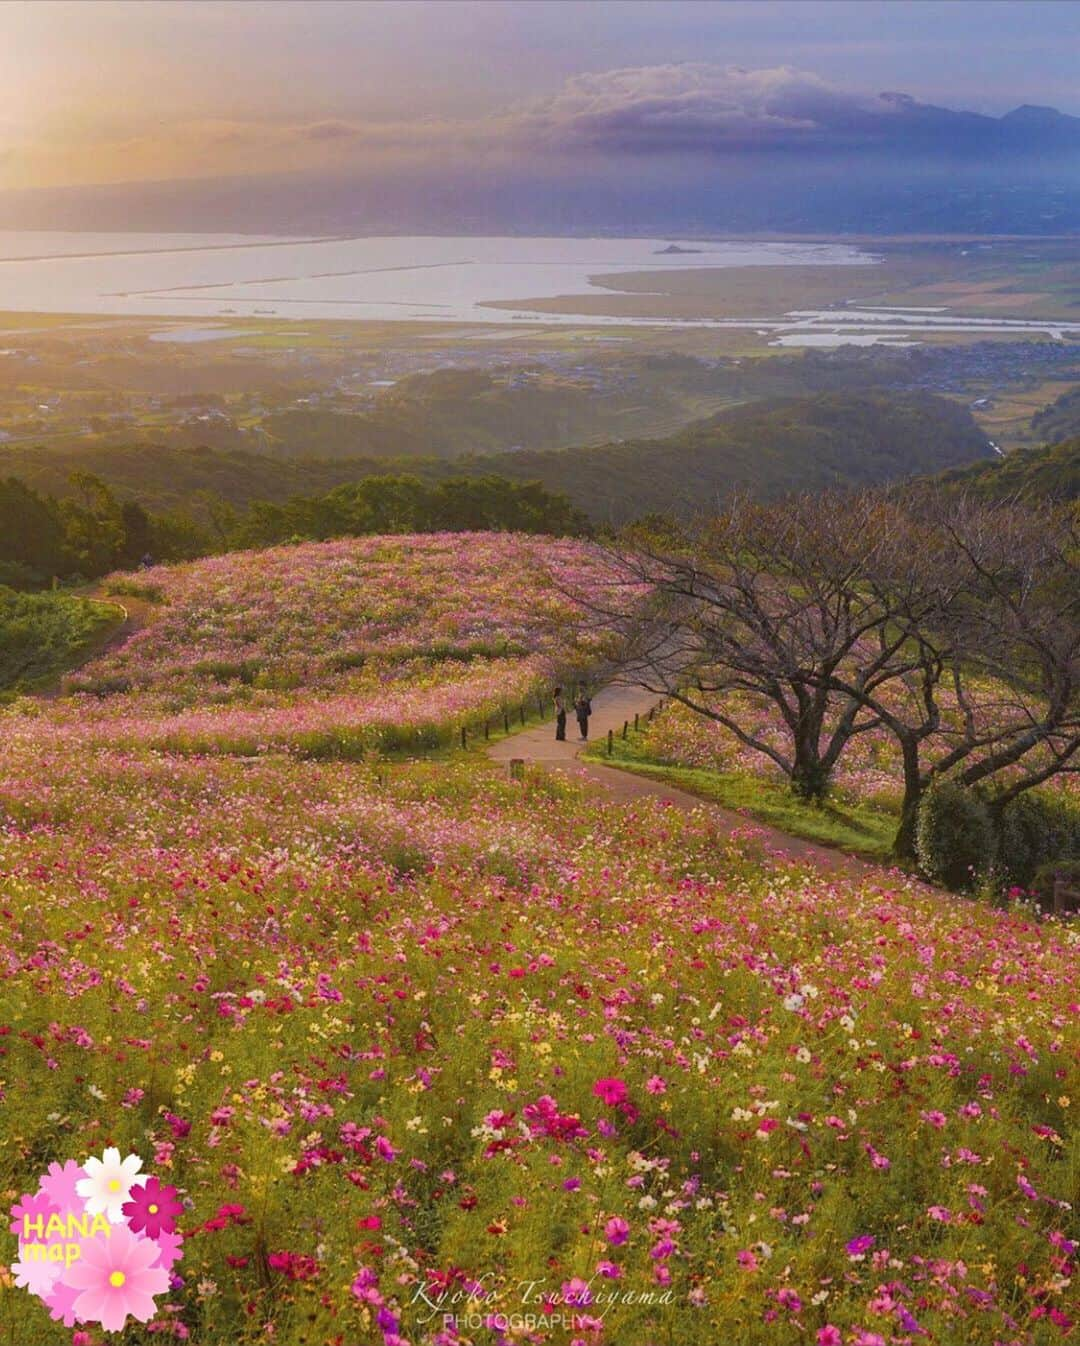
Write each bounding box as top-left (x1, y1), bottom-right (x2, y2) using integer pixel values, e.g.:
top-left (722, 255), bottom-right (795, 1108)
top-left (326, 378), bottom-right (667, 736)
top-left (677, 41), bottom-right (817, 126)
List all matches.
top-left (0, 535), bottom-right (1076, 1346)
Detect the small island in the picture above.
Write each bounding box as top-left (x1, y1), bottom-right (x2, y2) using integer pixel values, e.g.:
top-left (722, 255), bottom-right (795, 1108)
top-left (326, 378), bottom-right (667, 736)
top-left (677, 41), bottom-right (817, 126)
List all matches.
top-left (654, 243), bottom-right (703, 254)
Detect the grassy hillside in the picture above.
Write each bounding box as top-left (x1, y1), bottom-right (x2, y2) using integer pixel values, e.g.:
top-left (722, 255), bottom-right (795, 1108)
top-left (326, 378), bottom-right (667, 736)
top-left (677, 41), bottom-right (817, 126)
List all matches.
top-left (0, 587), bottom-right (120, 695)
top-left (930, 437), bottom-right (1080, 502)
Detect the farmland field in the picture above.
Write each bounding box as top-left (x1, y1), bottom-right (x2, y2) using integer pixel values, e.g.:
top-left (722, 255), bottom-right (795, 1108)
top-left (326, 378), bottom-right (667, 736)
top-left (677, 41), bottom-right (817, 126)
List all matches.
top-left (0, 535), bottom-right (1076, 1346)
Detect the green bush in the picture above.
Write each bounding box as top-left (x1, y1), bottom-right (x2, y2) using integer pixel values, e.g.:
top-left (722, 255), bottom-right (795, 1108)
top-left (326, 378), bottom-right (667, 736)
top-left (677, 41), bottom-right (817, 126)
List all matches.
top-left (0, 588), bottom-right (118, 694)
top-left (915, 782), bottom-right (995, 890)
top-left (998, 792), bottom-right (1080, 889)
top-left (1030, 858), bottom-right (1080, 915)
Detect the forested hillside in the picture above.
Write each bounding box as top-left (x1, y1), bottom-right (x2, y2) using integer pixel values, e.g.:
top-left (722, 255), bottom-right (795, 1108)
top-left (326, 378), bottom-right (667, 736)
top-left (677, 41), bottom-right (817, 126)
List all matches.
top-left (930, 437), bottom-right (1080, 501)
top-left (459, 391), bottom-right (993, 520)
top-left (2, 391), bottom-right (993, 522)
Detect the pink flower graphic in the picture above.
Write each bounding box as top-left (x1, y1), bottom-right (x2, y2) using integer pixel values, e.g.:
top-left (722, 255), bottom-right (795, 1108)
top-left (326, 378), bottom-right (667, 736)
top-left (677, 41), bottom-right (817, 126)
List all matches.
top-left (151, 1228), bottom-right (186, 1271)
top-left (40, 1159), bottom-right (87, 1214)
top-left (122, 1176), bottom-right (183, 1238)
top-left (65, 1224), bottom-right (170, 1332)
top-left (11, 1244), bottom-right (63, 1298)
top-left (43, 1279), bottom-right (84, 1329)
top-left (9, 1190), bottom-right (59, 1242)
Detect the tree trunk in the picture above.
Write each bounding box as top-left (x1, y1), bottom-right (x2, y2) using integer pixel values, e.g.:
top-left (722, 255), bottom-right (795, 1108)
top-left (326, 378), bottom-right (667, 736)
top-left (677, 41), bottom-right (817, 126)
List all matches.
top-left (791, 732), bottom-right (830, 801)
top-left (892, 738), bottom-right (923, 861)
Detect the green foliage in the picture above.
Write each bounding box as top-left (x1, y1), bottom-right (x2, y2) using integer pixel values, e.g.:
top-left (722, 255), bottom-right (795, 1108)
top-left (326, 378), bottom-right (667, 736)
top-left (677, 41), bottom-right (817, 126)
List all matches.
top-left (0, 587), bottom-right (120, 694)
top-left (0, 470), bottom-right (585, 589)
top-left (457, 391), bottom-right (993, 522)
top-left (929, 437), bottom-right (1080, 503)
top-left (915, 782), bottom-right (996, 890)
top-left (232, 474), bottom-right (588, 548)
top-left (1030, 856), bottom-right (1080, 912)
top-left (998, 791), bottom-right (1080, 889)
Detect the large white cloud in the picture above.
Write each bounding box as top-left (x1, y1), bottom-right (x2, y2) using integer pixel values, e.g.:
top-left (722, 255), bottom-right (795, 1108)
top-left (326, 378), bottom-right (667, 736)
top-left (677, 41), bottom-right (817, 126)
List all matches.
top-left (514, 64), bottom-right (881, 153)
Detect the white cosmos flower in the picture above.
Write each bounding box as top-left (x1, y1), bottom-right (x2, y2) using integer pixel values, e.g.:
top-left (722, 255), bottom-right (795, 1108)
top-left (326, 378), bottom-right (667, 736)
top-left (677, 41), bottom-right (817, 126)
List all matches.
top-left (75, 1146), bottom-right (143, 1223)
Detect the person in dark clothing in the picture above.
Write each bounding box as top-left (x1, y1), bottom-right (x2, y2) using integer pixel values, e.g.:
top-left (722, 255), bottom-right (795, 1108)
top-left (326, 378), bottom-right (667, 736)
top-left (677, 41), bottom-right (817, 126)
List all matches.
top-left (553, 686), bottom-right (567, 741)
top-left (574, 685), bottom-right (592, 741)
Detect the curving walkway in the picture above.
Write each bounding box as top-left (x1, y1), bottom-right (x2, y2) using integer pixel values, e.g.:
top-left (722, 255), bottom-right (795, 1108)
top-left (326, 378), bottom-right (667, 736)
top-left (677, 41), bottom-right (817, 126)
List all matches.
top-left (488, 677), bottom-right (903, 882)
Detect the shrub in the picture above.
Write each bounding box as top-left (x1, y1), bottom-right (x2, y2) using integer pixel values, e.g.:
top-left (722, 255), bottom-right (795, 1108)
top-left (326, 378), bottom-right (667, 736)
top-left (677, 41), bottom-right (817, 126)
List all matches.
top-left (915, 781), bottom-right (995, 890)
top-left (997, 791), bottom-right (1080, 888)
top-left (106, 578), bottom-right (166, 603)
top-left (1030, 857), bottom-right (1080, 915)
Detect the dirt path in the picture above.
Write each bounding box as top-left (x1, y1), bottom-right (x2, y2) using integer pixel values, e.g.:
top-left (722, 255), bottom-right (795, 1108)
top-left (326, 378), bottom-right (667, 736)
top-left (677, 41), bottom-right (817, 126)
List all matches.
top-left (488, 678), bottom-right (903, 882)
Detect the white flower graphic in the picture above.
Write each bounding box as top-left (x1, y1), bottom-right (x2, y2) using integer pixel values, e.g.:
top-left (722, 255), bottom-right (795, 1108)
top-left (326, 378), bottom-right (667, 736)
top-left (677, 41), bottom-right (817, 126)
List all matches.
top-left (75, 1147), bottom-right (143, 1223)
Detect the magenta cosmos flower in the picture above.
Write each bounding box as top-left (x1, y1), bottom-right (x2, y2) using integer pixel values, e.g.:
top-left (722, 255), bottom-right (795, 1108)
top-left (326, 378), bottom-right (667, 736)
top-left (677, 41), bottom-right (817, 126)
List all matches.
top-left (65, 1224), bottom-right (170, 1332)
top-left (593, 1078), bottom-right (628, 1107)
top-left (122, 1177), bottom-right (183, 1238)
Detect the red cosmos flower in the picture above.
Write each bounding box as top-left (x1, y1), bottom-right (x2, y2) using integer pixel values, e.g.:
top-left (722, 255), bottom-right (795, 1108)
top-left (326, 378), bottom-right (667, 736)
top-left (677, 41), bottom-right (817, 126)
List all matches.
top-left (121, 1176), bottom-right (183, 1238)
top-left (593, 1078), bottom-right (628, 1107)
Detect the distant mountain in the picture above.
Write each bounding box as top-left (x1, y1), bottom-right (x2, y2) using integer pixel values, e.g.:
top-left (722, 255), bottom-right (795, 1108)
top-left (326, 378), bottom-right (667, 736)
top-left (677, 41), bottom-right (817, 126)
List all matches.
top-left (449, 392), bottom-right (994, 521)
top-left (2, 91), bottom-right (1078, 237)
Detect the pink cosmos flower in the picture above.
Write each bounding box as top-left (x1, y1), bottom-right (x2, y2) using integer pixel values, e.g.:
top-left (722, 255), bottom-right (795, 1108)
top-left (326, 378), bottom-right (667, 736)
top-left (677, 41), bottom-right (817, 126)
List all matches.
top-left (604, 1216), bottom-right (630, 1246)
top-left (122, 1176), bottom-right (183, 1238)
top-left (151, 1229), bottom-right (185, 1271)
top-left (374, 1136), bottom-right (398, 1162)
top-left (9, 1189), bottom-right (59, 1241)
top-left (736, 1249), bottom-right (758, 1270)
top-left (776, 1288), bottom-right (802, 1312)
top-left (846, 1234), bottom-right (876, 1256)
top-left (42, 1279), bottom-right (84, 1329)
top-left (818, 1328), bottom-right (843, 1346)
top-left (65, 1224), bottom-right (169, 1332)
top-left (645, 1075), bottom-right (667, 1094)
top-left (593, 1078), bottom-right (628, 1107)
top-left (11, 1242), bottom-right (63, 1298)
top-left (40, 1159), bottom-right (87, 1214)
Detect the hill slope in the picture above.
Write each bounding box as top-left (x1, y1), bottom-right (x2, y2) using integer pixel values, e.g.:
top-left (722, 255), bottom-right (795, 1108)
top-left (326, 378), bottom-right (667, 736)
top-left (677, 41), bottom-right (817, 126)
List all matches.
top-left (930, 437), bottom-right (1080, 502)
top-left (2, 391), bottom-right (993, 523)
top-left (456, 391), bottom-right (993, 521)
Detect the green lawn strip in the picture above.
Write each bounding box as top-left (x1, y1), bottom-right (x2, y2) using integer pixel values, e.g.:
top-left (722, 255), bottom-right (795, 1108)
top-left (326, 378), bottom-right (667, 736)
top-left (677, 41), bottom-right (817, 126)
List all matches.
top-left (0, 590), bottom-right (125, 697)
top-left (585, 734), bottom-right (898, 861)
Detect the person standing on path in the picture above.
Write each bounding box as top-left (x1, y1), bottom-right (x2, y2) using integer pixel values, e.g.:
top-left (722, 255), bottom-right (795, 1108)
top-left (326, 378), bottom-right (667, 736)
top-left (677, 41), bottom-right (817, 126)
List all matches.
top-left (554, 686), bottom-right (567, 741)
top-left (574, 685), bottom-right (592, 742)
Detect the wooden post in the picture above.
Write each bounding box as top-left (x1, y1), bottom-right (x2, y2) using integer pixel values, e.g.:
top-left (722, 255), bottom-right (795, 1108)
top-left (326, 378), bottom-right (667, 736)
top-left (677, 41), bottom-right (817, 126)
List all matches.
top-left (484, 720), bottom-right (490, 741)
top-left (607, 728), bottom-right (613, 757)
top-left (634, 712), bottom-right (639, 732)
top-left (519, 704), bottom-right (525, 726)
top-left (622, 720), bottom-right (628, 739)
top-left (537, 695), bottom-right (544, 717)
top-left (460, 726), bottom-right (467, 750)
top-left (503, 710), bottom-right (510, 734)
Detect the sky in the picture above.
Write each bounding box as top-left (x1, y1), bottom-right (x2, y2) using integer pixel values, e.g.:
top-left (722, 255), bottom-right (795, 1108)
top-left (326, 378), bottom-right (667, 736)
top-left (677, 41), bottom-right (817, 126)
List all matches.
top-left (0, 0), bottom-right (1078, 192)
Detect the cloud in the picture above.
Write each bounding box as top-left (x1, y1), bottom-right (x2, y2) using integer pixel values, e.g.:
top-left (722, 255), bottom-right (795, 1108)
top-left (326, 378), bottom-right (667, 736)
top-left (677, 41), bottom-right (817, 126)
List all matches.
top-left (513, 64), bottom-right (881, 154)
top-left (3, 63), bottom-right (1060, 192)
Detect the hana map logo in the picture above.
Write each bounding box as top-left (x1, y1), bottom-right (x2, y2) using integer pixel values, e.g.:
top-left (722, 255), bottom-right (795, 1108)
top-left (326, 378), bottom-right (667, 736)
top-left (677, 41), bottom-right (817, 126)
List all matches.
top-left (9, 1147), bottom-right (183, 1332)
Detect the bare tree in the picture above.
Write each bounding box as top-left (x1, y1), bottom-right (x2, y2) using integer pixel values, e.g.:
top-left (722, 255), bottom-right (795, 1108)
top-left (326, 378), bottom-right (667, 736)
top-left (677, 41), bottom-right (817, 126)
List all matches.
top-left (584, 491), bottom-right (1079, 860)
